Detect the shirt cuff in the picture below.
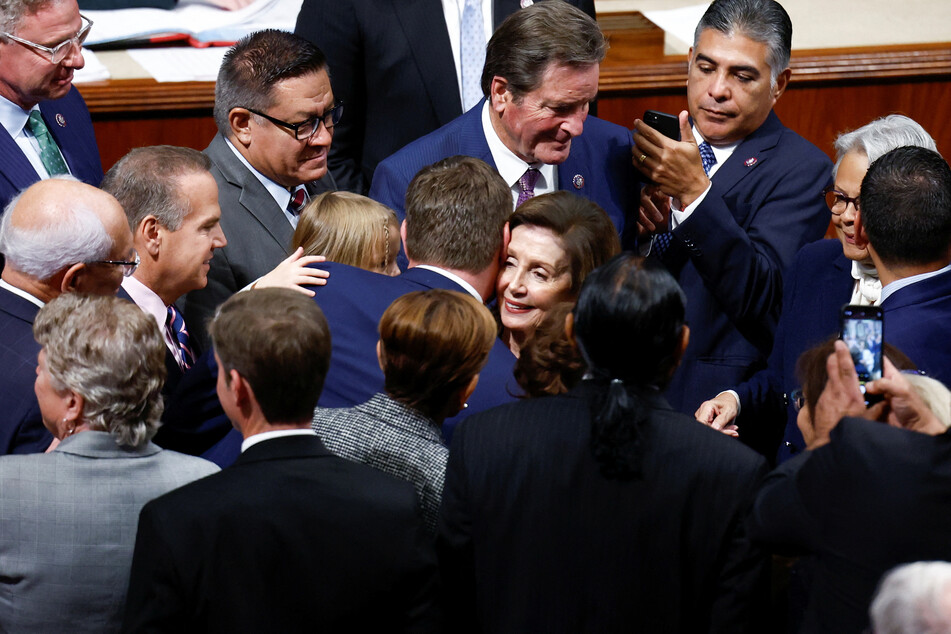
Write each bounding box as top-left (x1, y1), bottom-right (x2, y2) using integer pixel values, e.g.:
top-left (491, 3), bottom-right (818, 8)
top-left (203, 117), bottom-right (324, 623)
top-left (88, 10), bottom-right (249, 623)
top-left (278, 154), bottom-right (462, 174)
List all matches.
top-left (719, 389), bottom-right (741, 416)
top-left (670, 182), bottom-right (713, 229)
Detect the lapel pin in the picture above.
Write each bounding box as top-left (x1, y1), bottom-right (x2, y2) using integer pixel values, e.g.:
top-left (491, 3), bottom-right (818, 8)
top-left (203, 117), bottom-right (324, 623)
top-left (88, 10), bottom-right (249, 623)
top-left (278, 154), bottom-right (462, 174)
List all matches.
top-left (520, 0), bottom-right (533, 6)
top-left (744, 157), bottom-right (757, 167)
top-left (55, 113), bottom-right (66, 127)
top-left (572, 174), bottom-right (584, 189)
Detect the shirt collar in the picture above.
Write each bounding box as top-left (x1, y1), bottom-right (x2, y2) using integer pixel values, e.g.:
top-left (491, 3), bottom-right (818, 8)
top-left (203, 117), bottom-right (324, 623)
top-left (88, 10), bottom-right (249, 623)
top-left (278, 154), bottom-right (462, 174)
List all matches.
top-left (481, 100), bottom-right (555, 200)
top-left (0, 278), bottom-right (44, 308)
top-left (692, 125), bottom-right (740, 179)
top-left (241, 428), bottom-right (316, 453)
top-left (122, 275), bottom-right (168, 329)
top-left (224, 137), bottom-right (292, 211)
top-left (881, 262), bottom-right (951, 304)
top-left (0, 93), bottom-right (33, 139)
top-left (412, 265), bottom-right (483, 302)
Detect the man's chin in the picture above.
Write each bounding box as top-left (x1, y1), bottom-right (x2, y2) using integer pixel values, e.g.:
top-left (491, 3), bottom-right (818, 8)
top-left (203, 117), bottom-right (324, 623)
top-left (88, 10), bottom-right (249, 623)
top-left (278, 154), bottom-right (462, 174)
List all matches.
top-left (536, 144), bottom-right (572, 166)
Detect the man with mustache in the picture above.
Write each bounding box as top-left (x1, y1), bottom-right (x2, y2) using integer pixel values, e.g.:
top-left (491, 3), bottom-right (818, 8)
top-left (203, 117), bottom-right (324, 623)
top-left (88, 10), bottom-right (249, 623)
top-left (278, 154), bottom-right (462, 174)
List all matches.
top-left (0, 0), bottom-right (103, 210)
top-left (632, 0), bottom-right (831, 451)
top-left (181, 29), bottom-right (336, 348)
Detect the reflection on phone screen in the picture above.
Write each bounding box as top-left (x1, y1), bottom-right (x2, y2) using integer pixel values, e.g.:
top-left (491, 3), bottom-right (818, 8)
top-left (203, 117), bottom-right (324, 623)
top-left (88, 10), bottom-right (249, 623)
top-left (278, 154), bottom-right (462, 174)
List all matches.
top-left (842, 318), bottom-right (883, 382)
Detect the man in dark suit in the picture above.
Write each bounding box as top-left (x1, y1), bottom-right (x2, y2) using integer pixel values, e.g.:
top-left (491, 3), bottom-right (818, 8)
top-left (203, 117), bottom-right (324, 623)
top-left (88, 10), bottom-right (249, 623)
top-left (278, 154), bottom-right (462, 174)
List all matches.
top-left (0, 0), bottom-right (102, 210)
top-left (313, 156), bottom-right (517, 444)
top-left (294, 0), bottom-right (595, 194)
top-left (751, 339), bottom-right (951, 634)
top-left (369, 0), bottom-right (637, 264)
top-left (0, 177), bottom-right (134, 454)
top-left (101, 146), bottom-right (227, 398)
top-left (181, 29), bottom-right (335, 348)
top-left (854, 145), bottom-right (951, 384)
top-left (123, 288), bottom-right (439, 632)
top-left (633, 0), bottom-right (832, 418)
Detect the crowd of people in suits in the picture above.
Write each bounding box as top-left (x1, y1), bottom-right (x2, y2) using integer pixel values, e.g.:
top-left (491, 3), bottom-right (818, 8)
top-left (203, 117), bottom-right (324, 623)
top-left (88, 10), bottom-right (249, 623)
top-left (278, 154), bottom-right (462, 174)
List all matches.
top-left (2, 0), bottom-right (951, 631)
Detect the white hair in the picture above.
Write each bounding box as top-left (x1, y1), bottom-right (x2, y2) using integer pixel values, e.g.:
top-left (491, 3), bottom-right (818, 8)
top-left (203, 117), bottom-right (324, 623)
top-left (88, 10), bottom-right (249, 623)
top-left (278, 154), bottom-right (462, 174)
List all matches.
top-left (833, 115), bottom-right (938, 178)
top-left (0, 178), bottom-right (113, 281)
top-left (871, 561), bottom-right (951, 634)
top-left (905, 374), bottom-right (951, 430)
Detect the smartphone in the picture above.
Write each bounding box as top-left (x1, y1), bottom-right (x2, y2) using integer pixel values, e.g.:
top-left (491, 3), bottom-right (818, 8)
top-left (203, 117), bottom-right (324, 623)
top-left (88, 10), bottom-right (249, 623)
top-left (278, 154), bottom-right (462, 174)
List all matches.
top-left (840, 304), bottom-right (884, 403)
top-left (643, 110), bottom-right (680, 141)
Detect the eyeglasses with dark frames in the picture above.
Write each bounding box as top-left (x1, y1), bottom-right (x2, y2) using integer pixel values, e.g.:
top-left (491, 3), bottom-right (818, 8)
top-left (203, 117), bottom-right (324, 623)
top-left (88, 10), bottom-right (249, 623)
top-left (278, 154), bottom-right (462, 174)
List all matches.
top-left (823, 185), bottom-right (860, 216)
top-left (244, 103), bottom-right (344, 141)
top-left (0, 14), bottom-right (93, 65)
top-left (88, 250), bottom-right (139, 277)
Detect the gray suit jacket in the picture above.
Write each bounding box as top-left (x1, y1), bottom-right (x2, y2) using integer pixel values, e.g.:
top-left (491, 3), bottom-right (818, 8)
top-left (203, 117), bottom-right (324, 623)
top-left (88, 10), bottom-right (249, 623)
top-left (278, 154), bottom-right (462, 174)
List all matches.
top-left (180, 134), bottom-right (335, 348)
top-left (0, 431), bottom-right (218, 633)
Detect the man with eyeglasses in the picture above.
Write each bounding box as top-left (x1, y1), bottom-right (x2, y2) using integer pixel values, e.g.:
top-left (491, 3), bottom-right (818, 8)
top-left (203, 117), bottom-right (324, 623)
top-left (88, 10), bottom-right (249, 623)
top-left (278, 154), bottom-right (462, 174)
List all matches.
top-left (0, 176), bottom-right (134, 455)
top-left (0, 0), bottom-right (103, 210)
top-left (180, 29), bottom-right (337, 349)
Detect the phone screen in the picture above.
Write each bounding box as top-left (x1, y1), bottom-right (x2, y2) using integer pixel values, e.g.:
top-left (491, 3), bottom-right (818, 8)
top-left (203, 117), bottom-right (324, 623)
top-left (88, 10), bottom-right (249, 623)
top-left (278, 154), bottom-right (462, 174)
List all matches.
top-left (841, 315), bottom-right (883, 382)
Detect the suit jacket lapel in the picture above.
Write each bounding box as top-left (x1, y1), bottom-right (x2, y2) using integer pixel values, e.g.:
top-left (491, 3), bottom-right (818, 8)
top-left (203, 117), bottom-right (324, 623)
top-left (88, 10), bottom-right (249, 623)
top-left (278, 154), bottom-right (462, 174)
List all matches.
top-left (708, 110), bottom-right (782, 202)
top-left (206, 135), bottom-right (294, 252)
top-left (393, 0), bottom-right (462, 125)
top-left (0, 286), bottom-right (41, 324)
top-left (492, 0), bottom-right (520, 28)
top-left (0, 121), bottom-right (40, 194)
top-left (458, 102), bottom-right (497, 167)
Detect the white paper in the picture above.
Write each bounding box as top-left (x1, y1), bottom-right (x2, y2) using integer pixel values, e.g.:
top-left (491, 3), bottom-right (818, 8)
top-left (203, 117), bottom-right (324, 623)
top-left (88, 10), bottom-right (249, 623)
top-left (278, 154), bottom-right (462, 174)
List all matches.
top-left (127, 46), bottom-right (229, 82)
top-left (73, 48), bottom-right (111, 83)
top-left (643, 4), bottom-right (708, 53)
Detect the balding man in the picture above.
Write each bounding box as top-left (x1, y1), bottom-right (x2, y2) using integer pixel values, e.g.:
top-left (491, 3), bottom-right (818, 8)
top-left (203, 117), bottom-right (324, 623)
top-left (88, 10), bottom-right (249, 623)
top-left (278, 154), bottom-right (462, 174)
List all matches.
top-left (0, 0), bottom-right (102, 209)
top-left (0, 177), bottom-right (134, 453)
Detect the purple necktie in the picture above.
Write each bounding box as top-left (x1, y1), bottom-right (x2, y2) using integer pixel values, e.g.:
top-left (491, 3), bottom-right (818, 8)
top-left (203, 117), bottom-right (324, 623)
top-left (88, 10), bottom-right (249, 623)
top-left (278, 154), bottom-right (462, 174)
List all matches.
top-left (516, 168), bottom-right (541, 206)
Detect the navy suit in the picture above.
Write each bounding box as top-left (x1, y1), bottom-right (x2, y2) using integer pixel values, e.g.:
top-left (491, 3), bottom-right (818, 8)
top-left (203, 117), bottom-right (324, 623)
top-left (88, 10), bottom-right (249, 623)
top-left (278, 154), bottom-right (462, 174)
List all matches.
top-left (734, 239), bottom-right (852, 462)
top-left (294, 0), bottom-right (596, 194)
top-left (369, 102), bottom-right (638, 251)
top-left (658, 111), bottom-right (832, 420)
top-left (0, 87), bottom-right (103, 210)
top-left (311, 263), bottom-right (518, 444)
top-left (0, 286), bottom-right (52, 454)
top-left (751, 418), bottom-right (951, 634)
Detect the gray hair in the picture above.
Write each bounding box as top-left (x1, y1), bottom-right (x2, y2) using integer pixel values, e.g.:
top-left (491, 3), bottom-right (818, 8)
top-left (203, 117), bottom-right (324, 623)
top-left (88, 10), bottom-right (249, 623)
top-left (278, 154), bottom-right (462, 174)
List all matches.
top-left (213, 29), bottom-right (328, 136)
top-left (833, 115), bottom-right (938, 178)
top-left (693, 0), bottom-right (792, 87)
top-left (33, 293), bottom-right (166, 449)
top-left (101, 146), bottom-right (212, 233)
top-left (904, 374), bottom-right (951, 430)
top-left (0, 0), bottom-right (55, 35)
top-left (0, 176), bottom-right (112, 281)
top-left (480, 1), bottom-right (607, 100)
top-left (871, 561), bottom-right (951, 634)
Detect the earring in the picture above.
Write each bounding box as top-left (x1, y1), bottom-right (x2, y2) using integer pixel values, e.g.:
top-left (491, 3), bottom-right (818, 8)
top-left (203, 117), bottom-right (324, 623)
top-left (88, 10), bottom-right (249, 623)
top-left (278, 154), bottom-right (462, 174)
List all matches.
top-left (63, 419), bottom-right (75, 438)
top-left (463, 403), bottom-right (469, 409)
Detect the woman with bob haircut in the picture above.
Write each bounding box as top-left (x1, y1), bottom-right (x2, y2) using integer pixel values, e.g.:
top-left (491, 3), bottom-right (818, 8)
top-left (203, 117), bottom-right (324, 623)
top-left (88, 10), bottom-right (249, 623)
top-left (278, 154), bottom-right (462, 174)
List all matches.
top-left (0, 293), bottom-right (217, 632)
top-left (292, 190), bottom-right (401, 276)
top-left (313, 288), bottom-right (496, 534)
top-left (439, 254), bottom-right (770, 632)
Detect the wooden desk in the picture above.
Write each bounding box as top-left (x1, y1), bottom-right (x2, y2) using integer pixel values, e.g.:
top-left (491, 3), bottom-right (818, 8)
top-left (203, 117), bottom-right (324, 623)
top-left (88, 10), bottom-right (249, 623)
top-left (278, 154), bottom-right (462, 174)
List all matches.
top-left (78, 42), bottom-right (951, 171)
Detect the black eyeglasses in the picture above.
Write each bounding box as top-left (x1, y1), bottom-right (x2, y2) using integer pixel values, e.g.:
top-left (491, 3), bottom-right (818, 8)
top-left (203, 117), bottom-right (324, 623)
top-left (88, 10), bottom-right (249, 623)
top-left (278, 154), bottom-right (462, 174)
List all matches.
top-left (245, 103), bottom-right (344, 141)
top-left (1, 14), bottom-right (93, 64)
top-left (89, 251), bottom-right (139, 277)
top-left (823, 186), bottom-right (860, 216)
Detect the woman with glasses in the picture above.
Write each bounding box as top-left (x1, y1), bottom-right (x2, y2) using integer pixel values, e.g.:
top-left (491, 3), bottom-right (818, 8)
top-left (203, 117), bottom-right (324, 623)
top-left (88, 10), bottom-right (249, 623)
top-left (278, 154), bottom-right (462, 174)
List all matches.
top-left (696, 115), bottom-right (937, 462)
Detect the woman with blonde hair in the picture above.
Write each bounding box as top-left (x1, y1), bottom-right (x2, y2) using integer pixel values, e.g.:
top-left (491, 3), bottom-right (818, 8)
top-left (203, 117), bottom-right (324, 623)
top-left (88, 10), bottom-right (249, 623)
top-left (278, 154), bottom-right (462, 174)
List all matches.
top-left (292, 191), bottom-right (401, 276)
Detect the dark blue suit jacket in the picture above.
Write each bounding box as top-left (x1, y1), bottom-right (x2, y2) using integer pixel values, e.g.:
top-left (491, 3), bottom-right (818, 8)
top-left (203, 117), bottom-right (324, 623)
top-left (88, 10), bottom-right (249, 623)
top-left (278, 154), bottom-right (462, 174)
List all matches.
top-left (0, 87), bottom-right (103, 210)
top-left (881, 266), bottom-right (951, 386)
top-left (312, 263), bottom-right (518, 443)
top-left (734, 239), bottom-right (852, 462)
top-left (0, 286), bottom-right (52, 454)
top-left (659, 111), bottom-right (833, 421)
top-left (369, 102), bottom-right (638, 258)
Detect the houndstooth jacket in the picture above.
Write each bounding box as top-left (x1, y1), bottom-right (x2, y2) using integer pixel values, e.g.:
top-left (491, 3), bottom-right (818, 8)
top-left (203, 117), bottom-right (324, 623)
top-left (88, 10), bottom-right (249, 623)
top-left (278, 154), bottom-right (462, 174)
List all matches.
top-left (313, 392), bottom-right (446, 534)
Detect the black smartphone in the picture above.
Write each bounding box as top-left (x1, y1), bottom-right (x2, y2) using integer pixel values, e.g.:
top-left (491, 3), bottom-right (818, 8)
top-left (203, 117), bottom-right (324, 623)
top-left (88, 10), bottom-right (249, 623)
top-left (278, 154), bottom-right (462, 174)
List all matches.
top-left (643, 110), bottom-right (680, 141)
top-left (840, 304), bottom-right (884, 403)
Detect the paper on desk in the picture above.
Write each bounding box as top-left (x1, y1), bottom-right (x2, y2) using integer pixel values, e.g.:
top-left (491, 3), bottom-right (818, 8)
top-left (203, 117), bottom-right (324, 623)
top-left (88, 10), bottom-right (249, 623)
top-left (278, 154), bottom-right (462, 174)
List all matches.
top-left (73, 49), bottom-right (111, 83)
top-left (128, 46), bottom-right (229, 82)
top-left (84, 0), bottom-right (303, 46)
top-left (643, 4), bottom-right (708, 54)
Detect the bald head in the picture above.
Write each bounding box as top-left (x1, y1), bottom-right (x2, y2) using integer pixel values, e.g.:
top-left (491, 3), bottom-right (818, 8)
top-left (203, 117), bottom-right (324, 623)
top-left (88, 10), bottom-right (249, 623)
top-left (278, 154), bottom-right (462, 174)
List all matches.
top-left (0, 177), bottom-right (134, 300)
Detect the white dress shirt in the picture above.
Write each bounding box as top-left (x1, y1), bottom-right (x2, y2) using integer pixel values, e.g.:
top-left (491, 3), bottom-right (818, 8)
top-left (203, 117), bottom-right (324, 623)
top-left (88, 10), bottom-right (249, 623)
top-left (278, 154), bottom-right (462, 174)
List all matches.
top-left (224, 138), bottom-right (302, 228)
top-left (481, 101), bottom-right (556, 207)
top-left (0, 94), bottom-right (70, 180)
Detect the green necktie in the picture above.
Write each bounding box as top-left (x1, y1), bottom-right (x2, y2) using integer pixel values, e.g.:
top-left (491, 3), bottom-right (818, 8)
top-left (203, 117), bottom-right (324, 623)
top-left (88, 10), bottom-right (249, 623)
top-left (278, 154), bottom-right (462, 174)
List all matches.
top-left (26, 111), bottom-right (69, 176)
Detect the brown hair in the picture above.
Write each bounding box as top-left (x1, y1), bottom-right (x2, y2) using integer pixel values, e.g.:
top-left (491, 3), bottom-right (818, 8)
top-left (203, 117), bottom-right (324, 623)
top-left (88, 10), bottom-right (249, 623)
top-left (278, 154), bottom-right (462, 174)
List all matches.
top-left (210, 288), bottom-right (332, 424)
top-left (510, 192), bottom-right (621, 295)
top-left (292, 191), bottom-right (399, 273)
top-left (379, 289), bottom-right (497, 420)
top-left (404, 156), bottom-right (511, 273)
top-left (514, 301), bottom-right (585, 398)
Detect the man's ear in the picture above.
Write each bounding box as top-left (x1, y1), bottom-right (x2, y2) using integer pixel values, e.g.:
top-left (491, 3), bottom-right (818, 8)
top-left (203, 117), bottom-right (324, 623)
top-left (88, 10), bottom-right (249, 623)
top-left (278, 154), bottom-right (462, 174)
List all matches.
top-left (376, 340), bottom-right (385, 372)
top-left (229, 108), bottom-right (253, 147)
top-left (772, 68), bottom-right (791, 102)
top-left (853, 208), bottom-right (870, 249)
top-left (60, 263), bottom-right (87, 293)
top-left (489, 76), bottom-right (511, 114)
top-left (139, 216), bottom-right (163, 257)
top-left (499, 222), bottom-right (511, 265)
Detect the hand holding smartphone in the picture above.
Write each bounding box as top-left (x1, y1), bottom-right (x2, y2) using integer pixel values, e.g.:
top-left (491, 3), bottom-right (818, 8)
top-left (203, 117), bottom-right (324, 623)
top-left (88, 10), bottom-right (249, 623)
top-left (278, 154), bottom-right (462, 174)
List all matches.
top-left (642, 110), bottom-right (680, 141)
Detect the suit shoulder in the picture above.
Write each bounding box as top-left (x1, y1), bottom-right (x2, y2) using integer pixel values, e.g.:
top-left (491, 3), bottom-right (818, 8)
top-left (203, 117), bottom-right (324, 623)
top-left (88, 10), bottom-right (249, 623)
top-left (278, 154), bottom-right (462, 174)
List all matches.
top-left (774, 121), bottom-right (832, 167)
top-left (653, 408), bottom-right (768, 474)
top-left (151, 448), bottom-right (220, 476)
